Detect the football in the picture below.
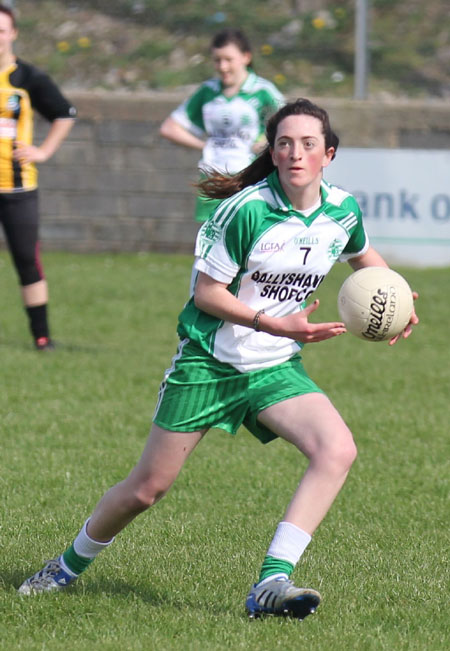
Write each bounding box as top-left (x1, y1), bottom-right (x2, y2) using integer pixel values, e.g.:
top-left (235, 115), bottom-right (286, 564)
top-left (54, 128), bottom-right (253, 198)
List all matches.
top-left (337, 267), bottom-right (414, 342)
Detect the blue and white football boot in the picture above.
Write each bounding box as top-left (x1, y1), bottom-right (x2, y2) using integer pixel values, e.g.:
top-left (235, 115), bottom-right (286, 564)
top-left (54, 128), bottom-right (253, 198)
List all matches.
top-left (18, 557), bottom-right (78, 595)
top-left (246, 576), bottom-right (321, 620)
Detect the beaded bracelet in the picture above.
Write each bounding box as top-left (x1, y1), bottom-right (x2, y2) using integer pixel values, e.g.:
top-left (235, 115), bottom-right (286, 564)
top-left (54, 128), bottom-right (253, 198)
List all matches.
top-left (252, 309), bottom-right (265, 331)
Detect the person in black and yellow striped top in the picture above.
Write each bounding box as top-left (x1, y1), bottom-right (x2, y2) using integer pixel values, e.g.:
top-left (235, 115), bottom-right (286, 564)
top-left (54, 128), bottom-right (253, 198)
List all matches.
top-left (0, 4), bottom-right (76, 350)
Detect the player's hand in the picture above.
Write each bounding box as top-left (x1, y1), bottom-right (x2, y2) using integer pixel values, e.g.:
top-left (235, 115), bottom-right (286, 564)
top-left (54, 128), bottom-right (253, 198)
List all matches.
top-left (269, 299), bottom-right (347, 343)
top-left (388, 291), bottom-right (419, 346)
top-left (13, 142), bottom-right (49, 164)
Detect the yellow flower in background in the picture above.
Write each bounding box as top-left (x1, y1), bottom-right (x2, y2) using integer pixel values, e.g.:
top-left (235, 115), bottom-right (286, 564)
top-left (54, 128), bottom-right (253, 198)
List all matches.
top-left (57, 41), bottom-right (70, 53)
top-left (312, 17), bottom-right (326, 30)
top-left (77, 37), bottom-right (91, 49)
top-left (273, 73), bottom-right (286, 86)
top-left (261, 44), bottom-right (274, 56)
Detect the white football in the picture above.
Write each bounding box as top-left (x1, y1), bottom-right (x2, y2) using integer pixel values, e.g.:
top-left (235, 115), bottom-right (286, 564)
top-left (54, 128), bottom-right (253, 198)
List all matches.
top-left (337, 267), bottom-right (414, 342)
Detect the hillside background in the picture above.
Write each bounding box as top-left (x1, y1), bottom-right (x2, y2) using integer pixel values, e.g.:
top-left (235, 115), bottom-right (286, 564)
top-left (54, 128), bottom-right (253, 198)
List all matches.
top-left (11, 0), bottom-right (450, 99)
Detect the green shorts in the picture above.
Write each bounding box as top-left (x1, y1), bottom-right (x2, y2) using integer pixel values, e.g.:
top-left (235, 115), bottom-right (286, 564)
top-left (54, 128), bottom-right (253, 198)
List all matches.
top-left (153, 340), bottom-right (324, 444)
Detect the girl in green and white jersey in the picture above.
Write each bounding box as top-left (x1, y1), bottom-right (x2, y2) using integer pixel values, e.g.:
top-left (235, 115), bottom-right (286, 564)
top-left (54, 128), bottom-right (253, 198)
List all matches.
top-left (160, 28), bottom-right (284, 222)
top-left (19, 100), bottom-right (419, 620)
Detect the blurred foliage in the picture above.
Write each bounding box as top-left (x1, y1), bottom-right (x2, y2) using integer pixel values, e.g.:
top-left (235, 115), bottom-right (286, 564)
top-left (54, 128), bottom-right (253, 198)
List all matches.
top-left (11, 0), bottom-right (450, 98)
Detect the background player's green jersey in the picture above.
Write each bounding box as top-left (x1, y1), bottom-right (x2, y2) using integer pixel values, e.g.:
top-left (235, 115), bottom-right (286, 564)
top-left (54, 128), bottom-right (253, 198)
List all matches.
top-left (170, 71), bottom-right (284, 174)
top-left (178, 171), bottom-right (369, 372)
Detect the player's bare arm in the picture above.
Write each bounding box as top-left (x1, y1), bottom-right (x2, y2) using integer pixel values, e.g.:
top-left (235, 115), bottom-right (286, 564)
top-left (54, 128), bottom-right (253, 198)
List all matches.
top-left (13, 118), bottom-right (75, 164)
top-left (194, 272), bottom-right (346, 342)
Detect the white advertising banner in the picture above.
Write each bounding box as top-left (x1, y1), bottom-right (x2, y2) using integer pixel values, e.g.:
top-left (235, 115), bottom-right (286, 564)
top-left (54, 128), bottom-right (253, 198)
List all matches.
top-left (324, 148), bottom-right (450, 268)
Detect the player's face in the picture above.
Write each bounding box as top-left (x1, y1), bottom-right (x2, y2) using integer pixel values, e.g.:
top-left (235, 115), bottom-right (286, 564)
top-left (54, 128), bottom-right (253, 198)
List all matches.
top-left (0, 12), bottom-right (17, 58)
top-left (211, 43), bottom-right (251, 89)
top-left (271, 114), bottom-right (335, 195)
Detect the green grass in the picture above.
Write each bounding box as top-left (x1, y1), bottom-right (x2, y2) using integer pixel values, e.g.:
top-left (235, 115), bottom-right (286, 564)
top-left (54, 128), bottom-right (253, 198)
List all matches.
top-left (0, 251), bottom-right (448, 650)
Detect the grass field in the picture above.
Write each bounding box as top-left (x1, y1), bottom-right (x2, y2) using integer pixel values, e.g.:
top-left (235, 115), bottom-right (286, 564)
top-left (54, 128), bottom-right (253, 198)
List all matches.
top-left (0, 251), bottom-right (448, 650)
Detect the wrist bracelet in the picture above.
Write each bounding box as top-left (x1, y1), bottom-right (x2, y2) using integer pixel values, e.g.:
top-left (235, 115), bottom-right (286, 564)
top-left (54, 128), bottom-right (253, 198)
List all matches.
top-left (252, 309), bottom-right (265, 332)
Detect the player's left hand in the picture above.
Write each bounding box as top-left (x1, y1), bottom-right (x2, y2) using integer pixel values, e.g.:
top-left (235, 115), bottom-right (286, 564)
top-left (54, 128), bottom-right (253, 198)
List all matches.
top-left (388, 291), bottom-right (419, 346)
top-left (272, 299), bottom-right (347, 343)
top-left (13, 142), bottom-right (49, 164)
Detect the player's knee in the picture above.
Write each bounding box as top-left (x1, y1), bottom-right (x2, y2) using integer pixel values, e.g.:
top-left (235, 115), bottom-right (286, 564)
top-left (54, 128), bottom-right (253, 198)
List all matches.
top-left (338, 436), bottom-right (358, 471)
top-left (317, 432), bottom-right (357, 474)
top-left (130, 478), bottom-right (171, 512)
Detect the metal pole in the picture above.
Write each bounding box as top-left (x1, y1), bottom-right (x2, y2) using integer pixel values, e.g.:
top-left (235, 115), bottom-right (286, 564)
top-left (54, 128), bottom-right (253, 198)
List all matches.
top-left (354, 0), bottom-right (369, 99)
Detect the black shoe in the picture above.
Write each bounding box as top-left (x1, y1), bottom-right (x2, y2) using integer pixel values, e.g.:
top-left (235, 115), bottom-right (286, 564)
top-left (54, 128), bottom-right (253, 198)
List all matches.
top-left (34, 336), bottom-right (55, 351)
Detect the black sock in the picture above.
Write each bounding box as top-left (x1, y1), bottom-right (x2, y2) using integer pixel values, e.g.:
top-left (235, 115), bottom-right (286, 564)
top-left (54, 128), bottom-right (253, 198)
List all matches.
top-left (25, 304), bottom-right (50, 339)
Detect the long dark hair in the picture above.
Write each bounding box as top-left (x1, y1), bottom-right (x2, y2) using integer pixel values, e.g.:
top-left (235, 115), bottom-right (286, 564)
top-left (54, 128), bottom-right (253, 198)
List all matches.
top-left (198, 98), bottom-right (339, 199)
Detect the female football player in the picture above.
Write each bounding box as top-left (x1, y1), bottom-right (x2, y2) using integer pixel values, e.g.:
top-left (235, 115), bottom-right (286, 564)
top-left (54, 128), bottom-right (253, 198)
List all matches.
top-left (159, 28), bottom-right (284, 223)
top-left (0, 4), bottom-right (76, 350)
top-left (19, 99), bottom-right (418, 620)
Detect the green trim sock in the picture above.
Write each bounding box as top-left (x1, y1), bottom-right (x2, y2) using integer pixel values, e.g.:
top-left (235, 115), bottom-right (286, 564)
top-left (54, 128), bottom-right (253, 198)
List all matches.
top-left (62, 518), bottom-right (115, 576)
top-left (258, 556), bottom-right (294, 584)
top-left (62, 544), bottom-right (94, 575)
top-left (257, 521), bottom-right (312, 584)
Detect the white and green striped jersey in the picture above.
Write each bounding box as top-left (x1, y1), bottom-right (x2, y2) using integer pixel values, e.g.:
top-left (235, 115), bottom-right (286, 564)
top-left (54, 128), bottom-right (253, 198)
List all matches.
top-left (178, 170), bottom-right (369, 372)
top-left (170, 71), bottom-right (284, 174)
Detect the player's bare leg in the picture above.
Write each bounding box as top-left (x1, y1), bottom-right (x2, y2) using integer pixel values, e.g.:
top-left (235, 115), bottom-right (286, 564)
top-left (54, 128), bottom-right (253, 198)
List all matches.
top-left (246, 393), bottom-right (356, 619)
top-left (87, 425), bottom-right (206, 541)
top-left (258, 393), bottom-right (357, 534)
top-left (18, 425), bottom-right (206, 594)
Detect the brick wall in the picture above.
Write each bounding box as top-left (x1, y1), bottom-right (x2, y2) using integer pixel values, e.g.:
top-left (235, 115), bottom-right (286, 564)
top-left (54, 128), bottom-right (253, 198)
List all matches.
top-left (1, 92), bottom-right (449, 253)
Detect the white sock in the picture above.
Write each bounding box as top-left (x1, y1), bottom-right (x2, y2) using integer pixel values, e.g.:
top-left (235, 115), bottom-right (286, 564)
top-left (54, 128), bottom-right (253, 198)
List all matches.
top-left (73, 518), bottom-right (115, 559)
top-left (266, 521), bottom-right (312, 566)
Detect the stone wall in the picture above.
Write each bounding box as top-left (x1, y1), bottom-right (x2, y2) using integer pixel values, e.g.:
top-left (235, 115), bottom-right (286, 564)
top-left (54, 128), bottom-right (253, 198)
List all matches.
top-left (1, 91), bottom-right (449, 253)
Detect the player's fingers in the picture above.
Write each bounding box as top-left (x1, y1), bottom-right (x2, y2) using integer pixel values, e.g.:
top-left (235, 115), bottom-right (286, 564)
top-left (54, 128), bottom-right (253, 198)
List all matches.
top-left (310, 321), bottom-right (346, 332)
top-left (303, 324), bottom-right (346, 342)
top-left (402, 324), bottom-right (414, 339)
top-left (301, 299), bottom-right (320, 317)
top-left (389, 321), bottom-right (414, 346)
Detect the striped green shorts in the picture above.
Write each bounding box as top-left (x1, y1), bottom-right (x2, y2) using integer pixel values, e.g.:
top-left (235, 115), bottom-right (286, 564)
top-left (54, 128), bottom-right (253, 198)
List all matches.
top-left (153, 340), bottom-right (323, 444)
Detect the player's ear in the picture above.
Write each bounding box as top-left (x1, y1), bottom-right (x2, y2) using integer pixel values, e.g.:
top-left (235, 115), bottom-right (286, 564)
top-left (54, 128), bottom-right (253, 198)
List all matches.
top-left (322, 147), bottom-right (335, 167)
top-left (270, 147), bottom-right (278, 167)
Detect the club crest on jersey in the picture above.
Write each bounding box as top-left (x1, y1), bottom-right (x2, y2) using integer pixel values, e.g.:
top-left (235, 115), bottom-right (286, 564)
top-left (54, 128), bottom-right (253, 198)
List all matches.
top-left (201, 221), bottom-right (221, 243)
top-left (7, 94), bottom-right (20, 111)
top-left (327, 238), bottom-right (345, 261)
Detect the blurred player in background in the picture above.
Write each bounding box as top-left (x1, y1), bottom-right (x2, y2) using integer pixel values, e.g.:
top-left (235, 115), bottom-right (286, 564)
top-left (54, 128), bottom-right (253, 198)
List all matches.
top-left (18, 99), bottom-right (418, 620)
top-left (159, 28), bottom-right (284, 223)
top-left (0, 4), bottom-right (76, 350)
